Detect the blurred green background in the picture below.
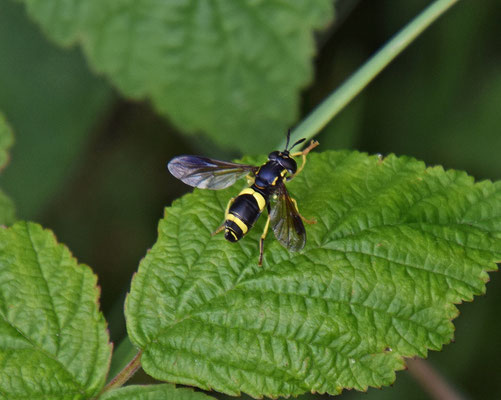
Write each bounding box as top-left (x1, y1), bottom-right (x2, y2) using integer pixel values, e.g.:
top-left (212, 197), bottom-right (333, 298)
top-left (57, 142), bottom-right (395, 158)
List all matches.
top-left (0, 0), bottom-right (500, 398)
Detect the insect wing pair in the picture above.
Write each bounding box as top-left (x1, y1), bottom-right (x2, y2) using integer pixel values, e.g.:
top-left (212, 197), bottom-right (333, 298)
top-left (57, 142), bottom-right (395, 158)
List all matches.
top-left (167, 156), bottom-right (306, 253)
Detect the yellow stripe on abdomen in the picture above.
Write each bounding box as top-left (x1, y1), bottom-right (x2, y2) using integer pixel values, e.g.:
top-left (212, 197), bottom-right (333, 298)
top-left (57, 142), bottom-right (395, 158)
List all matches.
top-left (226, 213), bottom-right (248, 234)
top-left (238, 188), bottom-right (266, 211)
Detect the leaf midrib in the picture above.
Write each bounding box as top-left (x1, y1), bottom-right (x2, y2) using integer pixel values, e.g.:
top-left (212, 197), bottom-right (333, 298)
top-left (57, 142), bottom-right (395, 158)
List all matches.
top-left (148, 315), bottom-right (396, 393)
top-left (155, 277), bottom-right (447, 350)
top-left (26, 224), bottom-right (63, 355)
top-left (142, 247), bottom-right (435, 382)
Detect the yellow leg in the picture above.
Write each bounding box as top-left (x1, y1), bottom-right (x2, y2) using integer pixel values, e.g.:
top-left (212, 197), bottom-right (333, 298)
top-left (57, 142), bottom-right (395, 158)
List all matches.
top-left (212, 197), bottom-right (234, 236)
top-left (212, 224), bottom-right (225, 236)
top-left (291, 197), bottom-right (317, 225)
top-left (258, 215), bottom-right (271, 266)
top-left (290, 140), bottom-right (319, 178)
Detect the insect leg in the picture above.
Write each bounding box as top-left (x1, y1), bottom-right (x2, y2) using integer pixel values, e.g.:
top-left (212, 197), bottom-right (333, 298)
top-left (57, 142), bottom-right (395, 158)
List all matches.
top-left (290, 197), bottom-right (317, 225)
top-left (212, 197), bottom-right (235, 236)
top-left (258, 214), bottom-right (271, 266)
top-left (290, 140), bottom-right (320, 178)
top-left (212, 224), bottom-right (225, 236)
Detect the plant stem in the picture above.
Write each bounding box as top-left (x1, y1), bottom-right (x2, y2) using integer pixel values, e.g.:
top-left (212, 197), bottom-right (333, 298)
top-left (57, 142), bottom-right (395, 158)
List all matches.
top-left (96, 349), bottom-right (142, 397)
top-left (281, 0), bottom-right (460, 149)
top-left (106, 336), bottom-right (139, 382)
top-left (407, 358), bottom-right (466, 400)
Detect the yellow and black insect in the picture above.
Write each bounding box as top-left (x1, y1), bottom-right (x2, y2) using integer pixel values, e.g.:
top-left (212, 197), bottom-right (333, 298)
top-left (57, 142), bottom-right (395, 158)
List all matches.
top-left (168, 131), bottom-right (318, 265)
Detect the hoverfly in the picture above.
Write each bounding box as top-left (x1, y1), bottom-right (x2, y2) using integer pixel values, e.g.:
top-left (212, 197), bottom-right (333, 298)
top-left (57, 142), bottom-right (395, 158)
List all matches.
top-left (168, 131), bottom-right (318, 265)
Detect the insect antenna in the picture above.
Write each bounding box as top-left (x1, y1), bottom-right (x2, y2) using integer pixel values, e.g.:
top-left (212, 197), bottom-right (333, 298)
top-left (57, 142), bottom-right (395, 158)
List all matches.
top-left (284, 128), bottom-right (291, 151)
top-left (288, 137), bottom-right (306, 152)
top-left (283, 129), bottom-right (306, 152)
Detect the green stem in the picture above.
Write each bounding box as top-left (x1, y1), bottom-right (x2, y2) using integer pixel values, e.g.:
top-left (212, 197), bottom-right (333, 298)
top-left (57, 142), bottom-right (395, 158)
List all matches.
top-left (96, 348), bottom-right (142, 398)
top-left (106, 336), bottom-right (139, 382)
top-left (281, 0), bottom-right (460, 149)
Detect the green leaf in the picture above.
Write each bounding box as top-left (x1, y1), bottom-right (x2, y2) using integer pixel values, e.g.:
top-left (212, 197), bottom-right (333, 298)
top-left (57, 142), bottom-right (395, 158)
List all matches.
top-left (126, 151), bottom-right (499, 397)
top-left (15, 0), bottom-right (334, 152)
top-left (0, 221), bottom-right (112, 399)
top-left (101, 384), bottom-right (218, 400)
top-left (0, 112), bottom-right (15, 225)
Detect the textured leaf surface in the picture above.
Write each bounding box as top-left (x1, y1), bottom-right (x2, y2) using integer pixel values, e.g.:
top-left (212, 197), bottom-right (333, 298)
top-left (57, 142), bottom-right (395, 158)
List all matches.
top-left (0, 113), bottom-right (14, 225)
top-left (126, 151), bottom-right (500, 397)
top-left (101, 384), bottom-right (217, 400)
top-left (15, 0), bottom-right (333, 152)
top-left (0, 222), bottom-right (112, 399)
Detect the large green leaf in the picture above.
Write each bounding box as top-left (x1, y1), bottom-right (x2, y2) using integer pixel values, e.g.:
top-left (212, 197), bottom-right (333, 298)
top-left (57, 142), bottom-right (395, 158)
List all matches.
top-left (14, 0), bottom-right (334, 152)
top-left (126, 150), bottom-right (499, 397)
top-left (101, 384), bottom-right (218, 400)
top-left (0, 221), bottom-right (112, 399)
top-left (0, 113), bottom-right (14, 225)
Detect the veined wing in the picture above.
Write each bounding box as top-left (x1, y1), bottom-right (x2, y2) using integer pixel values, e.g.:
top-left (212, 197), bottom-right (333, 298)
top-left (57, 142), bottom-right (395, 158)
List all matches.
top-left (269, 181), bottom-right (306, 252)
top-left (168, 155), bottom-right (257, 190)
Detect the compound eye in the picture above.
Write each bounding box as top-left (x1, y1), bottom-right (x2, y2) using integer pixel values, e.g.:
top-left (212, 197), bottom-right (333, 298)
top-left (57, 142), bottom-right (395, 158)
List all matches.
top-left (282, 157), bottom-right (297, 174)
top-left (268, 151), bottom-right (279, 160)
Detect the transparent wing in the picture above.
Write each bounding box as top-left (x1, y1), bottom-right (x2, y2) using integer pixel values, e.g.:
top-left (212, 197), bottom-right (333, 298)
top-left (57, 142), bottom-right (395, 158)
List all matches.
top-left (167, 155), bottom-right (257, 190)
top-left (269, 181), bottom-right (306, 252)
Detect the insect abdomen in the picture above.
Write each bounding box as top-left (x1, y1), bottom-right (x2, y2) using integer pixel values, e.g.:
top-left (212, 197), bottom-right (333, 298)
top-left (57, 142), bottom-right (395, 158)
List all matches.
top-left (225, 188), bottom-right (267, 242)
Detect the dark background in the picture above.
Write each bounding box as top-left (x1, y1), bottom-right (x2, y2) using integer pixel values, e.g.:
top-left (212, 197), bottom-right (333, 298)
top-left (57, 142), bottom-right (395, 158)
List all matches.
top-left (0, 0), bottom-right (500, 398)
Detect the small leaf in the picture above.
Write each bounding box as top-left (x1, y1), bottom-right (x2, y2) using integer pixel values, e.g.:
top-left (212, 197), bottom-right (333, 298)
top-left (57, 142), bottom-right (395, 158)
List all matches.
top-left (126, 151), bottom-right (500, 397)
top-left (0, 221), bottom-right (112, 399)
top-left (101, 384), bottom-right (218, 400)
top-left (15, 0), bottom-right (334, 152)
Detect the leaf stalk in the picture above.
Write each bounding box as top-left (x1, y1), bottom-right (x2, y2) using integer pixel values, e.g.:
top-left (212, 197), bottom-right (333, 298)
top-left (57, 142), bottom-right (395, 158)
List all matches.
top-left (96, 350), bottom-right (142, 398)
